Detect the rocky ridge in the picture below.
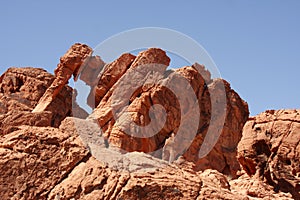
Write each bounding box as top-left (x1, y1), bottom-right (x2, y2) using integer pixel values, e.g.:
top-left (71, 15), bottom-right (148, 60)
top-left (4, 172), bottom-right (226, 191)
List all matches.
top-left (0, 43), bottom-right (298, 199)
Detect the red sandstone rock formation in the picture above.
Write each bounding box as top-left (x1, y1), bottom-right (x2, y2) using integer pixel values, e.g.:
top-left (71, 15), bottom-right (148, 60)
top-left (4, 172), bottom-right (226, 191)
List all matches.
top-left (0, 117), bottom-right (292, 199)
top-left (32, 43), bottom-right (104, 113)
top-left (89, 48), bottom-right (249, 177)
top-left (0, 43), bottom-right (298, 199)
top-left (238, 109), bottom-right (300, 199)
top-left (0, 67), bottom-right (76, 134)
top-left (87, 53), bottom-right (136, 108)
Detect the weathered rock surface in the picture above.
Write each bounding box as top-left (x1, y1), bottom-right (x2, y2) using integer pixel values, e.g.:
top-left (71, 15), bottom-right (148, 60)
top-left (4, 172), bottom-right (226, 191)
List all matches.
top-left (182, 78), bottom-right (249, 177)
top-left (0, 116), bottom-right (293, 200)
top-left (89, 48), bottom-right (249, 178)
top-left (87, 53), bottom-right (136, 108)
top-left (88, 48), bottom-right (172, 153)
top-left (230, 171), bottom-right (293, 199)
top-left (78, 55), bottom-right (105, 87)
top-left (0, 124), bottom-right (89, 200)
top-left (32, 43), bottom-right (101, 113)
top-left (238, 109), bottom-right (300, 199)
top-left (48, 155), bottom-right (245, 200)
top-left (0, 67), bottom-right (75, 134)
top-left (0, 43), bottom-right (297, 199)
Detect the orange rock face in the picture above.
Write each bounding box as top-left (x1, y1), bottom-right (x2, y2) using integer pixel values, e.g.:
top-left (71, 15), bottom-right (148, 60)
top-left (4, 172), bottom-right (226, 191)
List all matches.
top-left (0, 67), bottom-right (76, 134)
top-left (238, 109), bottom-right (300, 199)
top-left (0, 43), bottom-right (297, 199)
top-left (89, 47), bottom-right (249, 178)
top-left (32, 43), bottom-right (99, 113)
top-left (87, 53), bottom-right (136, 108)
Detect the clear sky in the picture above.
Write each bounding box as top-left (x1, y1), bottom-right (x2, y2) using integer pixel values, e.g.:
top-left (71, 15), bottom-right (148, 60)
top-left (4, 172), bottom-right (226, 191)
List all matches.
top-left (0, 1), bottom-right (299, 115)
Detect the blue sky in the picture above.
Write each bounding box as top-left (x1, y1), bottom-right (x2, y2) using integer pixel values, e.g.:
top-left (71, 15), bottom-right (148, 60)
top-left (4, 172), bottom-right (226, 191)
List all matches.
top-left (0, 1), bottom-right (299, 115)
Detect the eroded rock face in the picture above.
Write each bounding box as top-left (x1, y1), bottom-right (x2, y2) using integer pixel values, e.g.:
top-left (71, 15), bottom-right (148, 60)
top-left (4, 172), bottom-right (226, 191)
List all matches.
top-left (48, 156), bottom-right (242, 200)
top-left (229, 170), bottom-right (293, 199)
top-left (238, 109), bottom-right (300, 199)
top-left (0, 116), bottom-right (293, 200)
top-left (32, 43), bottom-right (97, 113)
top-left (78, 55), bottom-right (105, 87)
top-left (0, 67), bottom-right (74, 134)
top-left (0, 67), bottom-right (55, 110)
top-left (183, 79), bottom-right (249, 177)
top-left (87, 53), bottom-right (136, 108)
top-left (0, 124), bottom-right (89, 200)
top-left (238, 110), bottom-right (300, 199)
top-left (88, 48), bottom-right (249, 177)
top-left (89, 48), bottom-right (171, 151)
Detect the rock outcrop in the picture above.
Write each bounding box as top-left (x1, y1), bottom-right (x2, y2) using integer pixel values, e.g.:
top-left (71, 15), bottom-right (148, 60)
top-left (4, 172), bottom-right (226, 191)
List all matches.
top-left (32, 43), bottom-right (105, 113)
top-left (87, 53), bottom-right (136, 108)
top-left (238, 109), bottom-right (300, 199)
top-left (0, 117), bottom-right (292, 199)
top-left (0, 124), bottom-right (89, 200)
top-left (0, 43), bottom-right (298, 199)
top-left (88, 48), bottom-right (249, 177)
top-left (0, 67), bottom-right (74, 134)
top-left (182, 78), bottom-right (249, 177)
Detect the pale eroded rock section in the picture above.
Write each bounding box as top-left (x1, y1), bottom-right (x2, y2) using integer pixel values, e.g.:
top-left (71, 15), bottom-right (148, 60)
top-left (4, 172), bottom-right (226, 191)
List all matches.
top-left (46, 154), bottom-right (245, 200)
top-left (78, 55), bottom-right (105, 87)
top-left (47, 153), bottom-right (291, 200)
top-left (48, 157), bottom-right (200, 200)
top-left (238, 109), bottom-right (300, 199)
top-left (32, 43), bottom-right (93, 113)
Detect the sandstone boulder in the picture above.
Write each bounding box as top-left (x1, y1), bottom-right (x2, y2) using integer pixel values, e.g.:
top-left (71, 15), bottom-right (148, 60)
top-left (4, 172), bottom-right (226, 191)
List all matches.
top-left (238, 109), bottom-right (300, 199)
